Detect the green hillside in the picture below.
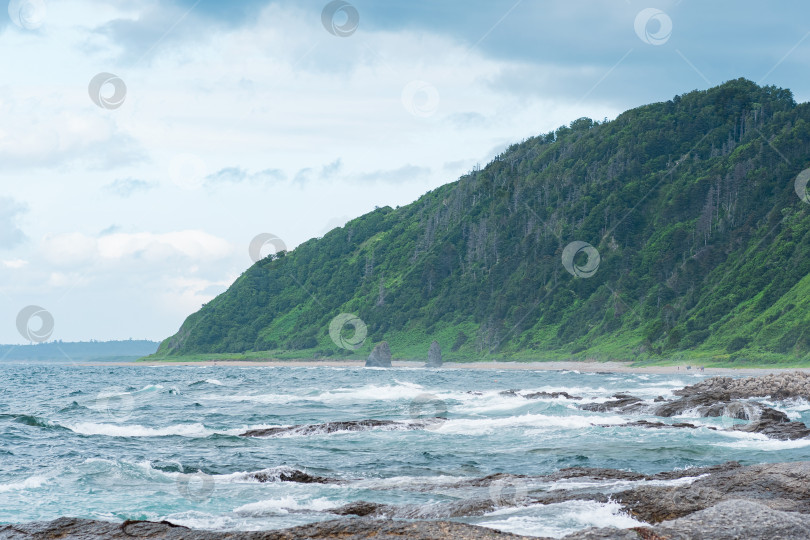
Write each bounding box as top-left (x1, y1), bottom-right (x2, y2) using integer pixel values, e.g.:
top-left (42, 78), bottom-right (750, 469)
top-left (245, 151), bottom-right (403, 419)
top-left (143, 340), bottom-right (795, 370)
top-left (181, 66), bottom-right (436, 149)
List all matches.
top-left (150, 79), bottom-right (810, 365)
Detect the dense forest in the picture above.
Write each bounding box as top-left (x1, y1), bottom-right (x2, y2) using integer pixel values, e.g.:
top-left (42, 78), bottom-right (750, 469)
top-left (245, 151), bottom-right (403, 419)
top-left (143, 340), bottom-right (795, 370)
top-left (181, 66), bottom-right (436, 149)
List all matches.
top-left (153, 79), bottom-right (810, 364)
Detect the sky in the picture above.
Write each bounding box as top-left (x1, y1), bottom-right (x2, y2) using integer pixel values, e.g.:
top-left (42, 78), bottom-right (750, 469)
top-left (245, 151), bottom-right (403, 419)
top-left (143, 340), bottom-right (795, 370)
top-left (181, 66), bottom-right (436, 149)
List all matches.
top-left (1, 0), bottom-right (809, 344)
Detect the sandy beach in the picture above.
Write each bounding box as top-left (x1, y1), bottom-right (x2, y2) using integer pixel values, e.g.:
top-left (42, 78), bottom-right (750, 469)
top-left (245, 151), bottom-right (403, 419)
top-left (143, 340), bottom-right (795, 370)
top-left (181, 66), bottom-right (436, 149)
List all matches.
top-left (89, 359), bottom-right (810, 376)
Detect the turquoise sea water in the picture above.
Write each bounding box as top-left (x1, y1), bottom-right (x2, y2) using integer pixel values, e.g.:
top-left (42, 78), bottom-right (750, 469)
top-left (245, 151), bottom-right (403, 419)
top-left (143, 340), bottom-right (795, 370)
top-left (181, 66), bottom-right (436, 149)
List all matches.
top-left (1, 363), bottom-right (809, 537)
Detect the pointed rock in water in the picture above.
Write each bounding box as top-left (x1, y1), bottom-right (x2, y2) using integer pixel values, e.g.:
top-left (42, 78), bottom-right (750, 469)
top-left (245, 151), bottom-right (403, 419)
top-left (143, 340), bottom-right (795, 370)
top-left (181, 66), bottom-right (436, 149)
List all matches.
top-left (426, 340), bottom-right (442, 367)
top-left (366, 341), bottom-right (392, 367)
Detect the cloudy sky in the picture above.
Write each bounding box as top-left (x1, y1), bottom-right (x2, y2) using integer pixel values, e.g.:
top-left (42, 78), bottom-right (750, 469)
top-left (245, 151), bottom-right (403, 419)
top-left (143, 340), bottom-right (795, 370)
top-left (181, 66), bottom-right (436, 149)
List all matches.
top-left (1, 0), bottom-right (808, 344)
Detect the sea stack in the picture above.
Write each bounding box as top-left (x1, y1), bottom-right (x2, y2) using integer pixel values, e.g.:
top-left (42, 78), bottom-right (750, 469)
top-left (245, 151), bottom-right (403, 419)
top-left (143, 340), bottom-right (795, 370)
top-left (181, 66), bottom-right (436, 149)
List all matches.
top-left (425, 340), bottom-right (442, 368)
top-left (366, 342), bottom-right (392, 367)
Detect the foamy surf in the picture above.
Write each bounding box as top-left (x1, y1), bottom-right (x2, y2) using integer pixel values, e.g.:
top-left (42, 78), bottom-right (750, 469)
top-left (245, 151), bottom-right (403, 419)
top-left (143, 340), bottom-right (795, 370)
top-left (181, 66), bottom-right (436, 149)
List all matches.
top-left (0, 475), bottom-right (47, 493)
top-left (234, 496), bottom-right (339, 515)
top-left (65, 422), bottom-right (214, 438)
top-left (479, 500), bottom-right (644, 538)
top-left (434, 413), bottom-right (627, 435)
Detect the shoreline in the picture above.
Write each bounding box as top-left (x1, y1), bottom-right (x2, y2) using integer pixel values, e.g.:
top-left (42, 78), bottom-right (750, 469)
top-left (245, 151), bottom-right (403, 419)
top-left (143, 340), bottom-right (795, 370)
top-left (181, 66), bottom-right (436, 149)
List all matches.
top-left (86, 359), bottom-right (810, 376)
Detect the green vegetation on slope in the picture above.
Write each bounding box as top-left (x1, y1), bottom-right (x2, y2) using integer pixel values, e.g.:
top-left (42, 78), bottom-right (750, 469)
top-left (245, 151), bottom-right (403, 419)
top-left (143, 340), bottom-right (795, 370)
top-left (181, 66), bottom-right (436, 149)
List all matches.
top-left (150, 79), bottom-right (810, 364)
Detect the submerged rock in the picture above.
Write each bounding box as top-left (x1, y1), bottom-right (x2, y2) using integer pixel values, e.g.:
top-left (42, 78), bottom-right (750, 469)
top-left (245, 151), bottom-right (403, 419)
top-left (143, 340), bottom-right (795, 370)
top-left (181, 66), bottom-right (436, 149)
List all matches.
top-left (240, 418), bottom-right (443, 438)
top-left (600, 419), bottom-right (708, 430)
top-left (580, 394), bottom-right (647, 413)
top-left (523, 391), bottom-right (582, 400)
top-left (365, 342), bottom-right (392, 367)
top-left (500, 390), bottom-right (581, 400)
top-left (426, 340), bottom-right (442, 367)
top-left (246, 468), bottom-right (336, 484)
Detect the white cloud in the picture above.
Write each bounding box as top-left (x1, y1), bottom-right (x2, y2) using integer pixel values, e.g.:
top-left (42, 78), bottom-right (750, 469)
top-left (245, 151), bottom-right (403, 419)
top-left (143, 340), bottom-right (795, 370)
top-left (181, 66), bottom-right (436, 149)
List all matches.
top-left (39, 230), bottom-right (232, 267)
top-left (1, 259), bottom-right (27, 268)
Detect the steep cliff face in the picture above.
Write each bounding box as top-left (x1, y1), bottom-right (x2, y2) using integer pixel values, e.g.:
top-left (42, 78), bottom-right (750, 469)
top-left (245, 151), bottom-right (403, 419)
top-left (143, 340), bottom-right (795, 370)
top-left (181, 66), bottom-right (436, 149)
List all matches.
top-left (156, 79), bottom-right (810, 362)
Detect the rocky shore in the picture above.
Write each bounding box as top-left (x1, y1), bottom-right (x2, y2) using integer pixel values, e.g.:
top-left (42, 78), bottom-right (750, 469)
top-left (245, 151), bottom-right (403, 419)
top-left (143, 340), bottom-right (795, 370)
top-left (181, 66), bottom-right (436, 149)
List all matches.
top-left (3, 372), bottom-right (810, 539)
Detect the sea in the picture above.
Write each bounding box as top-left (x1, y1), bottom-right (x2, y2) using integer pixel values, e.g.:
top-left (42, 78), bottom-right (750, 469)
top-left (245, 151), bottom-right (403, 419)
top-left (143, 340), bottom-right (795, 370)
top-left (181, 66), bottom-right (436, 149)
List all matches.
top-left (1, 362), bottom-right (809, 538)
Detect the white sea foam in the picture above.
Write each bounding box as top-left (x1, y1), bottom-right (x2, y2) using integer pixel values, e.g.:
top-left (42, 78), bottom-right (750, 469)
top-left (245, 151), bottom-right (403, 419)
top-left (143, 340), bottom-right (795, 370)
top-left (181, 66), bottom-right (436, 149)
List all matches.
top-left (547, 473), bottom-right (708, 492)
top-left (480, 500), bottom-right (643, 538)
top-left (434, 413), bottom-right (626, 435)
top-left (0, 475), bottom-right (47, 493)
top-left (234, 496), bottom-right (338, 515)
top-left (713, 437), bottom-right (810, 450)
top-left (66, 422), bottom-right (213, 438)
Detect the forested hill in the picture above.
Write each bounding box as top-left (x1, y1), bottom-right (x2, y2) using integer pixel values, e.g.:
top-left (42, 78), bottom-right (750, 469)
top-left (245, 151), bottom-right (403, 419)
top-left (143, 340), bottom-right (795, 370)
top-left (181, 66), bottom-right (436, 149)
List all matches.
top-left (154, 79), bottom-right (810, 363)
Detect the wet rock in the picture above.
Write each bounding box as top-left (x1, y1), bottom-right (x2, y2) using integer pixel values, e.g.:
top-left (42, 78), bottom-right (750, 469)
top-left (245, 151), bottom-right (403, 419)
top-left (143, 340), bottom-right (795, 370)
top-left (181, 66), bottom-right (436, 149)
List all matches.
top-left (366, 342), bottom-right (392, 367)
top-left (540, 467), bottom-right (646, 482)
top-left (500, 390), bottom-right (581, 400)
top-left (651, 393), bottom-right (763, 419)
top-left (605, 419), bottom-right (708, 430)
top-left (332, 498), bottom-right (500, 520)
top-left (240, 418), bottom-right (441, 438)
top-left (448, 472), bottom-right (530, 488)
top-left (567, 499), bottom-right (810, 540)
top-left (580, 395), bottom-right (647, 413)
top-left (426, 341), bottom-right (442, 367)
top-left (674, 371), bottom-right (810, 400)
top-left (0, 516), bottom-right (537, 539)
top-left (653, 499), bottom-right (810, 540)
top-left (615, 461), bottom-right (810, 523)
top-left (731, 407), bottom-right (810, 440)
top-left (247, 468), bottom-right (335, 484)
top-left (523, 391), bottom-right (582, 400)
top-left (331, 501), bottom-right (389, 516)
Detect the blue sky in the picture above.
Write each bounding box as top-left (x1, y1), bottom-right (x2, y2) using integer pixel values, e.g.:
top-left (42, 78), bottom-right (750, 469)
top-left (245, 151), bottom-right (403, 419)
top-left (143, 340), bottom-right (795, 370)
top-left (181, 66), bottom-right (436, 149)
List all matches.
top-left (1, 0), bottom-right (808, 343)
